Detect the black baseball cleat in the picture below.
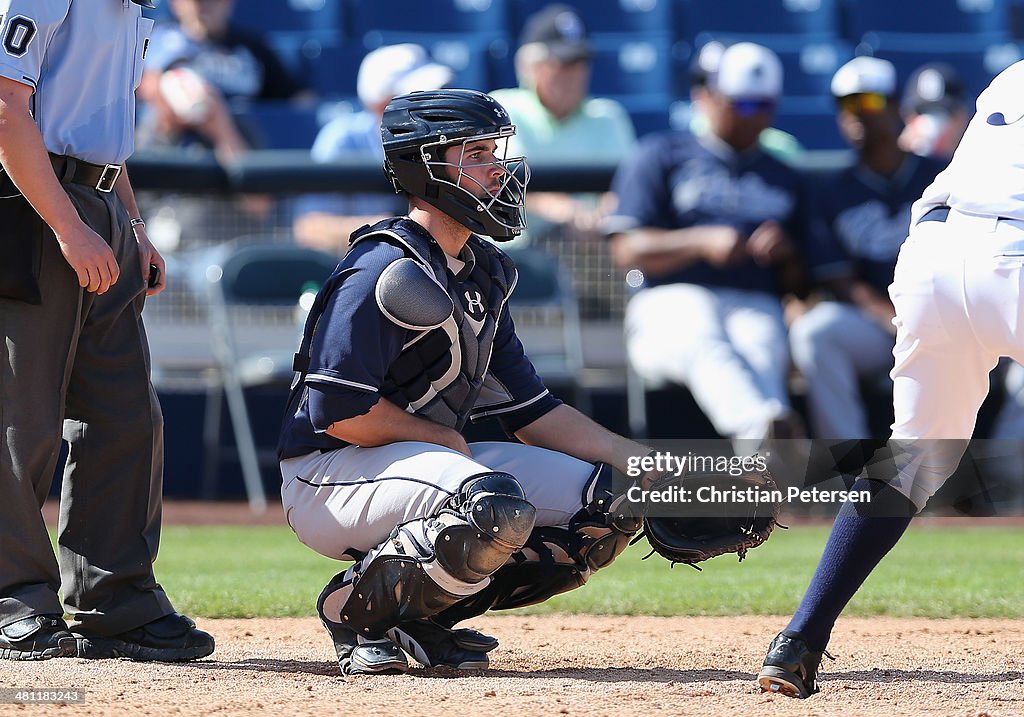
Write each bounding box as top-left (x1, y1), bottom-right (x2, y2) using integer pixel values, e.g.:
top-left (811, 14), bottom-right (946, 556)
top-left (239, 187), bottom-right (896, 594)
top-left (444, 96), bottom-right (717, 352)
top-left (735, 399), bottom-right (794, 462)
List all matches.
top-left (757, 631), bottom-right (832, 699)
top-left (320, 618), bottom-right (409, 675)
top-left (74, 613), bottom-right (214, 662)
top-left (0, 615), bottom-right (76, 660)
top-left (388, 619), bottom-right (492, 670)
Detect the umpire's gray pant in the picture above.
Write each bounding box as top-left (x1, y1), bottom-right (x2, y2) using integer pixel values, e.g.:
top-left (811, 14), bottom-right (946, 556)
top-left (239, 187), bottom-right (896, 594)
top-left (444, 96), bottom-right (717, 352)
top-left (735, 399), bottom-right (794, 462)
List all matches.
top-left (0, 183), bottom-right (174, 635)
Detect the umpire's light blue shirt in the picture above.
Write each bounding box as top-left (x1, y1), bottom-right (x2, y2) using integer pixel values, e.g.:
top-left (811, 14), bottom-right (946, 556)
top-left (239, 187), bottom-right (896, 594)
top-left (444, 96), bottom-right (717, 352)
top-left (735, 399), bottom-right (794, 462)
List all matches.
top-left (0, 0), bottom-right (153, 165)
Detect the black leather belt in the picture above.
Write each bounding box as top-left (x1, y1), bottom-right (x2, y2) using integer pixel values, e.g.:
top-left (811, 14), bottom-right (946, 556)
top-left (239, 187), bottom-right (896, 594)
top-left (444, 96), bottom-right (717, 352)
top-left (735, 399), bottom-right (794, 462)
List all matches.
top-left (49, 154), bottom-right (121, 193)
top-left (917, 206), bottom-right (951, 224)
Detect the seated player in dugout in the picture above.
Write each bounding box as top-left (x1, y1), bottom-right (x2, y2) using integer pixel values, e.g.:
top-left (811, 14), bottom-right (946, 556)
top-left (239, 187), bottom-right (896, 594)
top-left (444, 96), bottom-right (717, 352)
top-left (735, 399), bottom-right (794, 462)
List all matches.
top-left (277, 89), bottom-right (661, 675)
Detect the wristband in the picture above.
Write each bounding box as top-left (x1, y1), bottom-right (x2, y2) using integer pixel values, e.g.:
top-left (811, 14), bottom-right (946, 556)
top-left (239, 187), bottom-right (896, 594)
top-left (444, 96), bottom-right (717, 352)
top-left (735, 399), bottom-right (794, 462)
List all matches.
top-left (130, 217), bottom-right (146, 228)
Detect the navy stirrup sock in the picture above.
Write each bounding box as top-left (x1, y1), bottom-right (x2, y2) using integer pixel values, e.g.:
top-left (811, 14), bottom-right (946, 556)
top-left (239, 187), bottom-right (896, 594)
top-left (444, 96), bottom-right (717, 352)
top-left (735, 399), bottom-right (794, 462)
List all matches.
top-left (785, 478), bottom-right (916, 651)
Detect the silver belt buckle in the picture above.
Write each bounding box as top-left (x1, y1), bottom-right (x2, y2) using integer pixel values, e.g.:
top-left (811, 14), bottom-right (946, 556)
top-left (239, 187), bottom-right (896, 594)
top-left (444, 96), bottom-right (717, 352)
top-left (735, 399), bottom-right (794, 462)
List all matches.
top-left (96, 164), bottom-right (121, 193)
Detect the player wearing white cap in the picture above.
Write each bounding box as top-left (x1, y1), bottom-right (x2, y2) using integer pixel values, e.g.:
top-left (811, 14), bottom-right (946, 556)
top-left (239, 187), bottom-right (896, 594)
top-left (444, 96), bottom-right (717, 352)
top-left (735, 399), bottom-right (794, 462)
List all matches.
top-left (789, 56), bottom-right (945, 439)
top-left (293, 44), bottom-right (454, 253)
top-left (605, 42), bottom-right (809, 442)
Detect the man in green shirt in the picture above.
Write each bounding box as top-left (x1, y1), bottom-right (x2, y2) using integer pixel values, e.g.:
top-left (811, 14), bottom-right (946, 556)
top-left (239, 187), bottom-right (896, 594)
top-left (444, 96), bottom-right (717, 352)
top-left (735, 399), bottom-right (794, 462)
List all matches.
top-left (490, 4), bottom-right (636, 244)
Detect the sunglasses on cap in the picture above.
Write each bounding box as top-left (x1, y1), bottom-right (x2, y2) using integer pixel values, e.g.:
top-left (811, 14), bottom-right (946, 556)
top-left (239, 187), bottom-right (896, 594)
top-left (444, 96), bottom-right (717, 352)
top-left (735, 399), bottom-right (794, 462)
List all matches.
top-left (838, 92), bottom-right (888, 114)
top-left (730, 98), bottom-right (777, 117)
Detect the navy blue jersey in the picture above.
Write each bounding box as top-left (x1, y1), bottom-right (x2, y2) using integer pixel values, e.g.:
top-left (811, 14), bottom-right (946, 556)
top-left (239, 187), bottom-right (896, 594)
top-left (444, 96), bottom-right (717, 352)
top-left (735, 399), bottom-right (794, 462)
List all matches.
top-left (604, 130), bottom-right (808, 295)
top-left (806, 154), bottom-right (946, 294)
top-left (278, 219), bottom-right (560, 460)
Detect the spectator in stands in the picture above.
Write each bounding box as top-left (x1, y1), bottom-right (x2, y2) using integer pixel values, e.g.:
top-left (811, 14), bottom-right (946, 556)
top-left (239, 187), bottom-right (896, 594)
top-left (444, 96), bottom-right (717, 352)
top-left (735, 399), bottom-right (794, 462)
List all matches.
top-left (899, 62), bottom-right (970, 161)
top-left (293, 44), bottom-right (452, 254)
top-left (687, 40), bottom-right (804, 166)
top-left (490, 4), bottom-right (636, 245)
top-left (789, 56), bottom-right (945, 439)
top-left (135, 0), bottom-right (310, 252)
top-left (138, 0), bottom-right (309, 160)
top-left (605, 42), bottom-right (808, 443)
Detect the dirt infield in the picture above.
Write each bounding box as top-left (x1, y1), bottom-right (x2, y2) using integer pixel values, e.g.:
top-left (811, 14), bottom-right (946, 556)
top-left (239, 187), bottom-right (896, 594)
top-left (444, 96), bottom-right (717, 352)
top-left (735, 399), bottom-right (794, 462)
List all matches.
top-left (1, 615), bottom-right (1021, 716)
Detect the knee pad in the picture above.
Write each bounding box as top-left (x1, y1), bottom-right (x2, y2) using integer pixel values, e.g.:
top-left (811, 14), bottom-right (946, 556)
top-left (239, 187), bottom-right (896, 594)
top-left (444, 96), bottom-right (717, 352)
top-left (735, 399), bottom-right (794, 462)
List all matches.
top-left (318, 472), bottom-right (536, 639)
top-left (435, 472), bottom-right (537, 583)
top-left (569, 463), bottom-right (642, 571)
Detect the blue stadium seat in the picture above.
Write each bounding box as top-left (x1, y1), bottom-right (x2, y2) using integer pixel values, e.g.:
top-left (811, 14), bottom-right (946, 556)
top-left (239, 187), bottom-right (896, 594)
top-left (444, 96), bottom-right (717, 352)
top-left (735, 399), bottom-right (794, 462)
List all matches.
top-left (841, 0), bottom-right (1012, 42)
top-left (349, 33), bottom-right (508, 93)
top-left (674, 0), bottom-right (840, 45)
top-left (587, 34), bottom-right (675, 98)
top-left (773, 97), bottom-right (844, 150)
top-left (769, 40), bottom-right (854, 98)
top-left (620, 95), bottom-right (675, 137)
top-left (349, 0), bottom-right (509, 38)
top-left (298, 39), bottom-right (365, 98)
top-left (265, 33), bottom-right (346, 95)
top-left (240, 102), bottom-right (324, 149)
top-left (230, 0), bottom-right (344, 36)
top-left (509, 0), bottom-right (674, 37)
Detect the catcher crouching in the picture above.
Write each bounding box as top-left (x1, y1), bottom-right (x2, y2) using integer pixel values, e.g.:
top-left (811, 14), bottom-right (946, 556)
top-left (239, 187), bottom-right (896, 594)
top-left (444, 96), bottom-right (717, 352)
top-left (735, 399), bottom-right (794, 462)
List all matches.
top-left (276, 89), bottom-right (779, 675)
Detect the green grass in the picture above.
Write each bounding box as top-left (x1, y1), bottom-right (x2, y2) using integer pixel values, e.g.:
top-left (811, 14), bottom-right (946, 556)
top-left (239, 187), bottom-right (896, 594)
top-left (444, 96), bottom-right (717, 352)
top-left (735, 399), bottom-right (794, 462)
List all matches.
top-left (150, 524), bottom-right (1024, 619)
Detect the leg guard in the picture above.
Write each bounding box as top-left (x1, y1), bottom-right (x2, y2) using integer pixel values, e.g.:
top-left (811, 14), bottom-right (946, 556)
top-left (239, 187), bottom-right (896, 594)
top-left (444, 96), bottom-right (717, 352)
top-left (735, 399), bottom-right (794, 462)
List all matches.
top-left (316, 573), bottom-right (409, 675)
top-left (317, 472), bottom-right (535, 640)
top-left (436, 464), bottom-right (641, 626)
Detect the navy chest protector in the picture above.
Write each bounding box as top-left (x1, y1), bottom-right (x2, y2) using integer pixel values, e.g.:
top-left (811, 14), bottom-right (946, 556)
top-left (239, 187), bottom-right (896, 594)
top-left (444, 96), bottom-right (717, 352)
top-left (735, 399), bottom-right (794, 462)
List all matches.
top-left (299, 218), bottom-right (517, 430)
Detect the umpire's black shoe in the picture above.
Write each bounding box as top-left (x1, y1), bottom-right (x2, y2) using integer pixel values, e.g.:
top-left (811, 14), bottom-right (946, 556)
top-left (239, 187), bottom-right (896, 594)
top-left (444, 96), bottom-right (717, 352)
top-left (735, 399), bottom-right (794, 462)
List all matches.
top-left (388, 619), bottom-right (492, 670)
top-left (0, 615), bottom-right (76, 660)
top-left (757, 631), bottom-right (832, 699)
top-left (74, 613), bottom-right (214, 662)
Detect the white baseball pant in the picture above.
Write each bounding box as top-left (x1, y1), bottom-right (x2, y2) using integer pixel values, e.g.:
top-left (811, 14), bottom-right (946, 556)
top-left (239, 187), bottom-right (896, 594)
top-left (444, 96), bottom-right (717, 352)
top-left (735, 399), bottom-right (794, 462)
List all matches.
top-left (789, 301), bottom-right (895, 439)
top-left (280, 441), bottom-right (596, 560)
top-left (887, 207), bottom-right (1024, 509)
top-left (625, 283), bottom-right (791, 439)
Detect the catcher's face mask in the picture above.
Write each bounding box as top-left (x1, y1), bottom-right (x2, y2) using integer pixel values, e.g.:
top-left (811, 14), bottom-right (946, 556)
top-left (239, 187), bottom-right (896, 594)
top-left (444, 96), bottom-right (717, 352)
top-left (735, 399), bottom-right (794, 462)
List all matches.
top-left (421, 130), bottom-right (530, 237)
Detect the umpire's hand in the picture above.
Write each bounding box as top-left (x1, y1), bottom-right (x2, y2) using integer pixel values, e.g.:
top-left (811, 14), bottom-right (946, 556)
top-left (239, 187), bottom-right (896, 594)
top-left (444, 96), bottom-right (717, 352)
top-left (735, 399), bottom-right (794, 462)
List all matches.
top-left (133, 225), bottom-right (167, 297)
top-left (56, 220), bottom-right (120, 294)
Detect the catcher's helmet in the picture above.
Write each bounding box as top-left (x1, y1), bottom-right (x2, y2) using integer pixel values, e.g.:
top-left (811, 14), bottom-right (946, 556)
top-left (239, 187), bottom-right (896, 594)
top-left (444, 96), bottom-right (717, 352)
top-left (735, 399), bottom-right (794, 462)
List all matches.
top-left (381, 89), bottom-right (529, 240)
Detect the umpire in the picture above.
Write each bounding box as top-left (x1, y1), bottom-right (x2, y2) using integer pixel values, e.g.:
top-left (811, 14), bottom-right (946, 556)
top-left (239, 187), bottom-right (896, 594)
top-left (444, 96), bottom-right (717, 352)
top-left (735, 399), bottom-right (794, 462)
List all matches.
top-left (0, 0), bottom-right (213, 661)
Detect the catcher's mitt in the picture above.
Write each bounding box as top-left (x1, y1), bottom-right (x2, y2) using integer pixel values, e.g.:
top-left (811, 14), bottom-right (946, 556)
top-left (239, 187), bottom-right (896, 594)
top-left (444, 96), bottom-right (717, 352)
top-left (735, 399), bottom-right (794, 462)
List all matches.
top-left (637, 467), bottom-right (781, 568)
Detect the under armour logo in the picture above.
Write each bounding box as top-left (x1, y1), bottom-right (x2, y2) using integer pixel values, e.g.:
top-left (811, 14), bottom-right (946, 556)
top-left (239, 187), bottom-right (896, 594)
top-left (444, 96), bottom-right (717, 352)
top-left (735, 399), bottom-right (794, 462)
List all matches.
top-left (494, 107), bottom-right (506, 118)
top-left (464, 290), bottom-right (485, 315)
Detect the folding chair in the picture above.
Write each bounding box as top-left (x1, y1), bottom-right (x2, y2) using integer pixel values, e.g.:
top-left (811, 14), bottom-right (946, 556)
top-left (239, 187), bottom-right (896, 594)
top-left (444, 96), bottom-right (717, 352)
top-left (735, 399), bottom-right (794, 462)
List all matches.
top-left (503, 246), bottom-right (588, 413)
top-left (191, 240), bottom-right (339, 512)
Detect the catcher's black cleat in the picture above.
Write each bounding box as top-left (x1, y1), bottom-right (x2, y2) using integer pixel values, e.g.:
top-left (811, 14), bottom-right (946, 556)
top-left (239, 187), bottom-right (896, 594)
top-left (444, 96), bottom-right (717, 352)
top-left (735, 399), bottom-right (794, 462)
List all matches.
top-left (74, 613), bottom-right (214, 662)
top-left (757, 631), bottom-right (832, 699)
top-left (0, 615), bottom-right (76, 661)
top-left (388, 619), bottom-right (492, 670)
top-left (320, 618), bottom-right (409, 675)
